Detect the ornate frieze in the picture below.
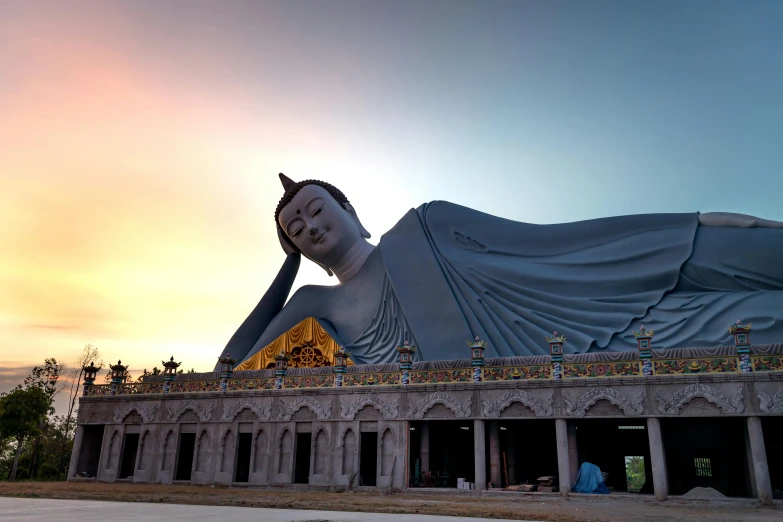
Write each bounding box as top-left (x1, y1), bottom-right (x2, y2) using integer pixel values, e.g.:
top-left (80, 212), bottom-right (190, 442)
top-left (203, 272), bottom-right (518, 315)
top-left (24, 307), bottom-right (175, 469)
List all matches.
top-left (655, 383), bottom-right (744, 415)
top-left (563, 386), bottom-right (645, 417)
top-left (481, 389), bottom-right (554, 417)
top-left (113, 401), bottom-right (158, 423)
top-left (409, 391), bottom-right (472, 419)
top-left (757, 388), bottom-right (783, 414)
top-left (340, 393), bottom-right (399, 420)
top-left (222, 398), bottom-right (272, 421)
top-left (409, 369), bottom-right (472, 385)
top-left (279, 396), bottom-right (333, 421)
top-left (167, 399), bottom-right (214, 421)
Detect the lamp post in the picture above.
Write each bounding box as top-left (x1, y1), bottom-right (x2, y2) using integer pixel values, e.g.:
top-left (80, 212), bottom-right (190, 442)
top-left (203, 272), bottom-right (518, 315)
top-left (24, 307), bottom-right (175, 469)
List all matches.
top-left (218, 353), bottom-right (236, 392)
top-left (333, 346), bottom-right (350, 387)
top-left (468, 337), bottom-right (488, 382)
top-left (545, 332), bottom-right (566, 380)
top-left (274, 351), bottom-right (290, 390)
top-left (633, 325), bottom-right (655, 376)
top-left (162, 356), bottom-right (181, 394)
top-left (81, 362), bottom-right (101, 396)
top-left (109, 360), bottom-right (128, 395)
top-left (730, 319), bottom-right (753, 373)
top-left (396, 341), bottom-right (416, 385)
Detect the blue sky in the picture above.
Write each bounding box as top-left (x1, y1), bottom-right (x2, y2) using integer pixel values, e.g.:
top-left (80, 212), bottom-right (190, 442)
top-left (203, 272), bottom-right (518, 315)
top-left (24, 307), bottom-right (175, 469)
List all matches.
top-left (1, 0), bottom-right (782, 394)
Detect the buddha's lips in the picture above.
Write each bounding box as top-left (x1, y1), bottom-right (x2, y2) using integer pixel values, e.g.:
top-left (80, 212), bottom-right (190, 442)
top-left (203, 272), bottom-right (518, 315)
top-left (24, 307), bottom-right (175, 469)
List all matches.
top-left (314, 232), bottom-right (326, 244)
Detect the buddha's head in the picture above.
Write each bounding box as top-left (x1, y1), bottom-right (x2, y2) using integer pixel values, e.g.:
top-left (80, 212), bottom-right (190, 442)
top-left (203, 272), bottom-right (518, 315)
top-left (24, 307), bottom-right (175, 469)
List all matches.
top-left (275, 173), bottom-right (371, 276)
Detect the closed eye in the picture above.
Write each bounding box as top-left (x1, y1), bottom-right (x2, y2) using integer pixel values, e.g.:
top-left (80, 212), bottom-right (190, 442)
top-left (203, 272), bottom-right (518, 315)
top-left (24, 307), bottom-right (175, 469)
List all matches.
top-left (312, 206), bottom-right (322, 217)
top-left (291, 227), bottom-right (304, 237)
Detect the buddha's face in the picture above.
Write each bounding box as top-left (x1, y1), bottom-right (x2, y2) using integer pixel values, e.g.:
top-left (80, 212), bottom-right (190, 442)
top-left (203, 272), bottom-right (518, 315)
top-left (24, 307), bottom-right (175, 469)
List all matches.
top-left (277, 184), bottom-right (364, 267)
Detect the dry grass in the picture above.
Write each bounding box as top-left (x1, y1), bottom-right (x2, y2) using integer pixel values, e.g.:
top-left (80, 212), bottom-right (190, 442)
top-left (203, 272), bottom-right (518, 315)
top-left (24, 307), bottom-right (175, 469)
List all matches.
top-left (0, 481), bottom-right (779, 521)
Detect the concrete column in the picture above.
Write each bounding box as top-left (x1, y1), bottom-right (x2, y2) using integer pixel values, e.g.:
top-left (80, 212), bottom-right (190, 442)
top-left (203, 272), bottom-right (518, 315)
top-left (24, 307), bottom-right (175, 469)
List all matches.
top-left (555, 419), bottom-right (570, 496)
top-left (747, 417), bottom-right (773, 505)
top-left (474, 419), bottom-right (487, 491)
top-left (67, 425), bottom-right (85, 479)
top-left (744, 419), bottom-right (759, 498)
top-left (646, 417), bottom-right (668, 501)
top-left (506, 425), bottom-right (517, 485)
top-left (489, 421), bottom-right (502, 487)
top-left (420, 422), bottom-right (430, 474)
top-left (567, 422), bottom-right (579, 486)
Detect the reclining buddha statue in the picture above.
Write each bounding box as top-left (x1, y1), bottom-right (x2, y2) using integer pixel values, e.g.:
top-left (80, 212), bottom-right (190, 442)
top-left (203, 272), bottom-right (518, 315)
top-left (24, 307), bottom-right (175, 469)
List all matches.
top-left (218, 173), bottom-right (783, 368)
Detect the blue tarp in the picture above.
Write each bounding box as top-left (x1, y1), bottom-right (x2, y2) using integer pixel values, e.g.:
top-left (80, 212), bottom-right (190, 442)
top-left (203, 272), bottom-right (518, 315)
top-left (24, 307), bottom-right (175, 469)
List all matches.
top-left (572, 462), bottom-right (610, 494)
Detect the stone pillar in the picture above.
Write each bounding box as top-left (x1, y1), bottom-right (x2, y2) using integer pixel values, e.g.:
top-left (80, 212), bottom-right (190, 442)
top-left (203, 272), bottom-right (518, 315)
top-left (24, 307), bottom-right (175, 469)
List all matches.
top-left (506, 425), bottom-right (517, 485)
top-left (474, 419), bottom-right (487, 491)
top-left (489, 421), bottom-right (501, 487)
top-left (744, 419), bottom-right (759, 498)
top-left (747, 417), bottom-right (773, 505)
top-left (567, 421), bottom-right (579, 486)
top-left (420, 422), bottom-right (430, 474)
top-left (67, 425), bottom-right (85, 479)
top-left (555, 418), bottom-right (570, 496)
top-left (646, 417), bottom-right (668, 501)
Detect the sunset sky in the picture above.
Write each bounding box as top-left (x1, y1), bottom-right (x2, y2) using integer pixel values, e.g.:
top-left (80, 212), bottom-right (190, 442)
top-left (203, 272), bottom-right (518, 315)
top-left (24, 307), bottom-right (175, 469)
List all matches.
top-left (2, 1), bottom-right (782, 408)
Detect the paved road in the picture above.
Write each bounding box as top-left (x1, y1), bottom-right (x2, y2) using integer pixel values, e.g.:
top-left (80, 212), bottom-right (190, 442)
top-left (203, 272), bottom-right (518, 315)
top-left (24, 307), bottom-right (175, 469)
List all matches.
top-left (0, 497), bottom-right (531, 521)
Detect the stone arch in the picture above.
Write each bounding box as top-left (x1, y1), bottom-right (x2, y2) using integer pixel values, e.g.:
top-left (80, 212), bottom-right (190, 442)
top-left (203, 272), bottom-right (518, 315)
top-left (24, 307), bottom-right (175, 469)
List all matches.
top-left (340, 429), bottom-right (356, 475)
top-left (195, 430), bottom-right (211, 472)
top-left (409, 391), bottom-right (472, 419)
top-left (564, 387), bottom-right (645, 417)
top-left (339, 393), bottom-right (399, 420)
top-left (279, 396), bottom-right (332, 421)
top-left (380, 428), bottom-right (395, 476)
top-left (277, 429), bottom-right (293, 474)
top-left (161, 430), bottom-right (176, 471)
top-left (106, 430), bottom-right (120, 469)
top-left (253, 428), bottom-right (267, 473)
top-left (113, 401), bottom-right (157, 423)
top-left (656, 384), bottom-right (744, 415)
top-left (137, 430), bottom-right (153, 471)
top-left (313, 428), bottom-right (329, 475)
top-left (481, 390), bottom-right (554, 418)
top-left (220, 429), bottom-right (235, 473)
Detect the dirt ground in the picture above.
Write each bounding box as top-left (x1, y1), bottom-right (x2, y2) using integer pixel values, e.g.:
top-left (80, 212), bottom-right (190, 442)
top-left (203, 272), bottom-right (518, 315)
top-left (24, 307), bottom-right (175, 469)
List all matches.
top-left (0, 481), bottom-right (779, 522)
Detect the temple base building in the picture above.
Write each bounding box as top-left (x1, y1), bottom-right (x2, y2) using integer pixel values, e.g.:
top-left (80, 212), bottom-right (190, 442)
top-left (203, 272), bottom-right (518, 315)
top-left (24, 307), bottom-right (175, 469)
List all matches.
top-left (69, 331), bottom-right (782, 505)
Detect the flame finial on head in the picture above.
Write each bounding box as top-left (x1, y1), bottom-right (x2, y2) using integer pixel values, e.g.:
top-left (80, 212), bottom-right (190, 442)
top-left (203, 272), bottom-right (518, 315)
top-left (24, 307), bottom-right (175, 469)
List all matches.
top-left (279, 173), bottom-right (295, 190)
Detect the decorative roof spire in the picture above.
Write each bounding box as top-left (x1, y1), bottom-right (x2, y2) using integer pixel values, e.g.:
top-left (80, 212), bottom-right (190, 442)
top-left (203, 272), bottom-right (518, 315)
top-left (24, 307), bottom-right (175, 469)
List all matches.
top-left (279, 172), bottom-right (295, 190)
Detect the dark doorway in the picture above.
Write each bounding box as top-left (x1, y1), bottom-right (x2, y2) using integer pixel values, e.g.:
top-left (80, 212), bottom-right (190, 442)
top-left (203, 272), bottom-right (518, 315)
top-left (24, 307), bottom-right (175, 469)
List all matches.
top-left (118, 433), bottom-right (139, 479)
top-left (573, 419), bottom-right (651, 492)
top-left (175, 433), bottom-right (196, 481)
top-left (235, 433), bottom-right (252, 483)
top-left (76, 425), bottom-right (104, 478)
top-left (360, 432), bottom-right (378, 486)
top-left (294, 433), bottom-right (312, 484)
top-left (409, 421), bottom-right (475, 487)
top-left (500, 420), bottom-right (557, 487)
top-left (662, 418), bottom-right (750, 497)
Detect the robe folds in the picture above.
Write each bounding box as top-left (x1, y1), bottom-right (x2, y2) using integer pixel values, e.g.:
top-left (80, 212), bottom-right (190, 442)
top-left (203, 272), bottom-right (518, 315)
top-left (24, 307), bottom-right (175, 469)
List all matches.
top-left (375, 201), bottom-right (783, 360)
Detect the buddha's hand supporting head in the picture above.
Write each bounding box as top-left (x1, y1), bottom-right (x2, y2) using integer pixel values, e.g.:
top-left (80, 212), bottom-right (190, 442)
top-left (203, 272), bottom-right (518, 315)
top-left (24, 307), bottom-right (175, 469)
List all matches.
top-left (276, 174), bottom-right (371, 276)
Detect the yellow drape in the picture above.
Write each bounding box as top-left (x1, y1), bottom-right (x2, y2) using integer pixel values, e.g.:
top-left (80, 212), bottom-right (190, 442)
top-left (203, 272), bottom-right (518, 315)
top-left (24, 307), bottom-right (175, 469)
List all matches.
top-left (234, 317), bottom-right (352, 370)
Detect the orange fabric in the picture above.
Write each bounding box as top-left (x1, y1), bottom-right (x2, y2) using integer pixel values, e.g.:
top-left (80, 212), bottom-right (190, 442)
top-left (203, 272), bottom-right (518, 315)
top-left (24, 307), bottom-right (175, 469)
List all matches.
top-left (233, 317), bottom-right (351, 370)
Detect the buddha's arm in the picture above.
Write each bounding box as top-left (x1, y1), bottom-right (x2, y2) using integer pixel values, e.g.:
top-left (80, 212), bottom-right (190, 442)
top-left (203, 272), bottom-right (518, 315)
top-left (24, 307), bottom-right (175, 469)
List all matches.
top-left (215, 254), bottom-right (300, 369)
top-left (238, 285), bottom-right (326, 364)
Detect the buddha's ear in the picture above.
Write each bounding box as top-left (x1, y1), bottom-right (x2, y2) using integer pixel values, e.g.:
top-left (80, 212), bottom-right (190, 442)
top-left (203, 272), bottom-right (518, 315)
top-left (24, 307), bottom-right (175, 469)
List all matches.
top-left (277, 226), bottom-right (299, 255)
top-left (344, 202), bottom-right (371, 239)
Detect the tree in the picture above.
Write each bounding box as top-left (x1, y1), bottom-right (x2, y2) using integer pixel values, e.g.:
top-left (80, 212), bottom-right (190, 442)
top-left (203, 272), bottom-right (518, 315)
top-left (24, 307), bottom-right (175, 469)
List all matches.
top-left (57, 344), bottom-right (102, 478)
top-left (21, 358), bottom-right (64, 479)
top-left (24, 358), bottom-right (66, 411)
top-left (0, 386), bottom-right (51, 480)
